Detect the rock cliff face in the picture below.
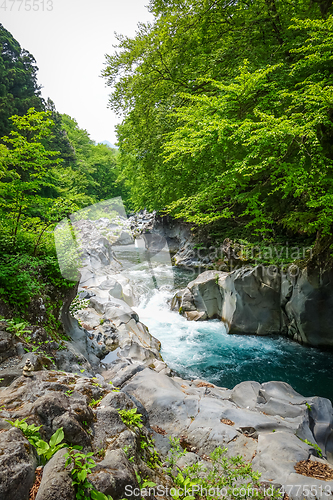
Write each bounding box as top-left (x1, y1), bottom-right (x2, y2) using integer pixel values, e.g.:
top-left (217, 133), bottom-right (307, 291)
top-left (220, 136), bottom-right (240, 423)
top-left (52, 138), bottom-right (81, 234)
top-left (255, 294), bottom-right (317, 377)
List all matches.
top-left (172, 266), bottom-right (333, 347)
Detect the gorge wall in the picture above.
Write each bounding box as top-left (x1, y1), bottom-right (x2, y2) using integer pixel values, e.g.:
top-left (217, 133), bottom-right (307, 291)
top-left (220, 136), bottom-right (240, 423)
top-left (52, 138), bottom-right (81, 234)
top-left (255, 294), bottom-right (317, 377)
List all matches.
top-left (171, 266), bottom-right (333, 347)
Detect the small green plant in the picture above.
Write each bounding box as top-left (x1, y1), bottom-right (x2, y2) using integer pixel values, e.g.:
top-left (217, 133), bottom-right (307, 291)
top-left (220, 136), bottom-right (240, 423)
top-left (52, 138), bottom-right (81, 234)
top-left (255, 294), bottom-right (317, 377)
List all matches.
top-left (65, 448), bottom-right (113, 500)
top-left (118, 408), bottom-right (143, 428)
top-left (65, 389), bottom-right (74, 396)
top-left (35, 427), bottom-right (67, 463)
top-left (305, 402), bottom-right (312, 411)
top-left (69, 296), bottom-right (90, 315)
top-left (6, 319), bottom-right (31, 338)
top-left (299, 437), bottom-right (323, 457)
top-left (215, 273), bottom-right (219, 284)
top-left (42, 352), bottom-right (55, 364)
top-left (167, 446), bottom-right (281, 500)
top-left (7, 418), bottom-right (42, 446)
top-left (65, 448), bottom-right (96, 499)
top-left (89, 396), bottom-right (103, 408)
top-left (90, 491), bottom-right (113, 500)
top-left (171, 471), bottom-right (196, 500)
top-left (135, 470), bottom-right (156, 490)
top-left (25, 345), bottom-right (40, 353)
top-left (123, 445), bottom-right (135, 463)
top-left (166, 436), bottom-right (187, 470)
top-left (7, 419), bottom-right (66, 464)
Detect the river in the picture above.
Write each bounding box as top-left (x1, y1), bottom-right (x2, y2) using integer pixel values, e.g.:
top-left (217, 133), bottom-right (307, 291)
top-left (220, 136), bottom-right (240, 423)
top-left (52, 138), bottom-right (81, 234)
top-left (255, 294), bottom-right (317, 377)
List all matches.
top-left (113, 243), bottom-right (333, 402)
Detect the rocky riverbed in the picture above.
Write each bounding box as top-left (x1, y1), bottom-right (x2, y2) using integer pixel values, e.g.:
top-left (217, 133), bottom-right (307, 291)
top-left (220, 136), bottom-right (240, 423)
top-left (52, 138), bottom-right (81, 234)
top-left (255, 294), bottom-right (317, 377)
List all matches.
top-left (1, 209), bottom-right (333, 500)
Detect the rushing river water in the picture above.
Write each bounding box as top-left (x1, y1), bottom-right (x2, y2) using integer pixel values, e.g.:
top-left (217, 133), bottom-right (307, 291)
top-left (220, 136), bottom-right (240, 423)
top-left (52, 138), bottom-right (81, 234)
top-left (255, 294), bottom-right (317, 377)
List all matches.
top-left (115, 244), bottom-right (333, 402)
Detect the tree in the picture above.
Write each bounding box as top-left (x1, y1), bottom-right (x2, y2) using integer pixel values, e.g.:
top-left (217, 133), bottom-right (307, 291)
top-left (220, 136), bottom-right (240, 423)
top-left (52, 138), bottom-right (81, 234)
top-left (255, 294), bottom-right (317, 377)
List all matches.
top-left (60, 114), bottom-right (128, 204)
top-left (103, 0), bottom-right (333, 240)
top-left (0, 24), bottom-right (43, 136)
top-left (0, 108), bottom-right (62, 249)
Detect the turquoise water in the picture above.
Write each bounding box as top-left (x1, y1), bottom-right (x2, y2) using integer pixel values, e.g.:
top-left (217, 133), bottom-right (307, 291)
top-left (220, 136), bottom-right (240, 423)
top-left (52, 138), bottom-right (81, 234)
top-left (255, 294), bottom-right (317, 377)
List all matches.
top-left (117, 248), bottom-right (333, 402)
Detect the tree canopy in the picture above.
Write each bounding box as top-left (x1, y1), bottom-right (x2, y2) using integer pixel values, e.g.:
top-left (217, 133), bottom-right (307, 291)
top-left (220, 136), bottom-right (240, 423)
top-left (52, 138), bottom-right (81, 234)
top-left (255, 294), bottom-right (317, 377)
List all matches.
top-left (103, 0), bottom-right (333, 239)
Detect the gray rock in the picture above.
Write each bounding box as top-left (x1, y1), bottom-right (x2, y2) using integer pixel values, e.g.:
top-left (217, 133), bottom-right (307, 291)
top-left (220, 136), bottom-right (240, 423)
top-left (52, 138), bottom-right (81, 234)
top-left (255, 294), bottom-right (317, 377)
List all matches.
top-left (174, 265), bottom-right (333, 347)
top-left (0, 330), bottom-right (16, 362)
top-left (284, 268), bottom-right (333, 346)
top-left (54, 341), bottom-right (94, 374)
top-left (35, 448), bottom-right (75, 500)
top-left (113, 230), bottom-right (134, 246)
top-left (252, 431), bottom-right (310, 483)
top-left (88, 449), bottom-right (138, 499)
top-left (176, 452), bottom-right (199, 469)
top-left (0, 428), bottom-right (37, 500)
top-left (103, 361), bottom-right (146, 387)
top-left (308, 396), bottom-right (333, 462)
top-left (260, 381), bottom-right (307, 405)
top-left (92, 407), bottom-right (127, 450)
top-left (230, 381), bottom-right (261, 409)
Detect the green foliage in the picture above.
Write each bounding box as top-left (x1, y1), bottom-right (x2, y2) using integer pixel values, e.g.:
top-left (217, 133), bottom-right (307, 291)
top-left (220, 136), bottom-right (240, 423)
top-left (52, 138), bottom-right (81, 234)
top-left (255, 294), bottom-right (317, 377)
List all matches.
top-left (35, 427), bottom-right (66, 462)
top-left (118, 407), bottom-right (143, 428)
top-left (6, 318), bottom-right (31, 338)
top-left (65, 448), bottom-right (113, 500)
top-left (7, 418), bottom-right (42, 447)
top-left (167, 443), bottom-right (281, 500)
top-left (135, 470), bottom-right (156, 490)
top-left (60, 114), bottom-right (127, 205)
top-left (103, 1), bottom-right (333, 240)
top-left (166, 436), bottom-right (187, 470)
top-left (90, 491), bottom-right (113, 500)
top-left (0, 253), bottom-right (74, 312)
top-left (65, 448), bottom-right (96, 500)
top-left (89, 397), bottom-right (103, 408)
top-left (7, 419), bottom-right (66, 464)
top-left (123, 445), bottom-right (135, 463)
top-left (141, 433), bottom-right (161, 468)
top-left (69, 295), bottom-right (90, 314)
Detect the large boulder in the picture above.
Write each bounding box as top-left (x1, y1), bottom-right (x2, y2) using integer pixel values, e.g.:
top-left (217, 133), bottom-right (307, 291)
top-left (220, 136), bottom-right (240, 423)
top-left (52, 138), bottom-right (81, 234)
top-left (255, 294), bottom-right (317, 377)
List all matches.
top-left (173, 265), bottom-right (333, 345)
top-left (0, 427), bottom-right (37, 500)
top-left (174, 266), bottom-right (282, 335)
top-left (35, 448), bottom-right (75, 500)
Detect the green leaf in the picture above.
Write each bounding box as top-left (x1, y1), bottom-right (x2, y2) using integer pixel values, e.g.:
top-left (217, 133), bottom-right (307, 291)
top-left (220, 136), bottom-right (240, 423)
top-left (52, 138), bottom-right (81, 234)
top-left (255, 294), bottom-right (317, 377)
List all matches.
top-left (77, 469), bottom-right (87, 482)
top-left (91, 490), bottom-right (110, 500)
top-left (36, 440), bottom-right (49, 452)
top-left (49, 427), bottom-right (64, 448)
